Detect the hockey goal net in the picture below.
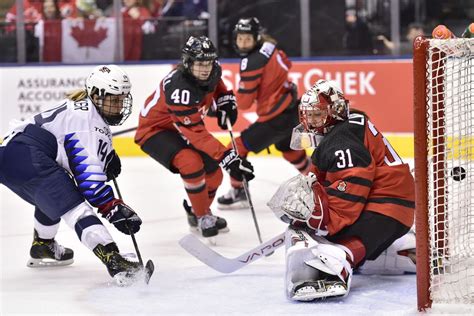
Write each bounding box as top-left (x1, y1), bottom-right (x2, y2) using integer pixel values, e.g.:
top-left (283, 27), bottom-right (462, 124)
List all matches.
top-left (414, 36), bottom-right (474, 310)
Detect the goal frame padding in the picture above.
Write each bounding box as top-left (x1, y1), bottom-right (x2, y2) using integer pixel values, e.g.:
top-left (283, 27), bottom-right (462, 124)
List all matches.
top-left (413, 36), bottom-right (431, 311)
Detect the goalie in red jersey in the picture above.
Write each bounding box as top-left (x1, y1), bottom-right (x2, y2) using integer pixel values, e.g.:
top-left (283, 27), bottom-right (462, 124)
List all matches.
top-left (268, 79), bottom-right (416, 301)
top-left (135, 36), bottom-right (254, 238)
top-left (216, 17), bottom-right (311, 210)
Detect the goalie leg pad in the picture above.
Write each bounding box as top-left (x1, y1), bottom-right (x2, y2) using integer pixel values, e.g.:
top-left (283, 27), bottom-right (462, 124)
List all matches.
top-left (303, 243), bottom-right (353, 298)
top-left (285, 228), bottom-right (352, 300)
top-left (285, 228), bottom-right (320, 299)
top-left (357, 231), bottom-right (416, 275)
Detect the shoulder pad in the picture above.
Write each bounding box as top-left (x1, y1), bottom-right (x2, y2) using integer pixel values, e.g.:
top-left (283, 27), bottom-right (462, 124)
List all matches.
top-left (164, 71), bottom-right (204, 105)
top-left (240, 42), bottom-right (274, 72)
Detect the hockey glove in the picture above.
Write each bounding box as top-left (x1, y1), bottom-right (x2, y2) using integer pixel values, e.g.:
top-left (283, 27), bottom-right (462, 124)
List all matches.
top-left (220, 149), bottom-right (255, 181)
top-left (267, 173), bottom-right (329, 235)
top-left (216, 92), bottom-right (238, 130)
top-left (305, 180), bottom-right (329, 236)
top-left (105, 150), bottom-right (121, 181)
top-left (98, 199), bottom-right (142, 235)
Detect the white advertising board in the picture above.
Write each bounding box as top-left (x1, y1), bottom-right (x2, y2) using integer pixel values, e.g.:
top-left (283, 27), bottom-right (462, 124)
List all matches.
top-left (0, 64), bottom-right (173, 136)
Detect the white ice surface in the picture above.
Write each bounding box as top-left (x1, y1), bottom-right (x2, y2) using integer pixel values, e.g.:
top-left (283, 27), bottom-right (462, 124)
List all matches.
top-left (1, 156), bottom-right (473, 315)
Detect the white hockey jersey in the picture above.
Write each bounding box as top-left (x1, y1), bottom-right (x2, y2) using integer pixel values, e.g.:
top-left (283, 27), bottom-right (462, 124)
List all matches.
top-left (2, 97), bottom-right (116, 207)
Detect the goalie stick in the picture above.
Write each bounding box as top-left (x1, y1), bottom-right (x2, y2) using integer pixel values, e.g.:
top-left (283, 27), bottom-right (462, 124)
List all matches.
top-left (178, 232), bottom-right (285, 273)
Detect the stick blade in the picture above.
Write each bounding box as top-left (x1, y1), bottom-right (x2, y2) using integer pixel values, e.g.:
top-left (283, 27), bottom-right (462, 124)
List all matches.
top-left (144, 260), bottom-right (155, 284)
top-left (179, 234), bottom-right (241, 273)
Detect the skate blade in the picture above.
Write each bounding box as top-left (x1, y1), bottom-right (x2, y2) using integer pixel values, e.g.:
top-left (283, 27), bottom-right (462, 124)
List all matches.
top-left (27, 257), bottom-right (74, 268)
top-left (291, 284), bottom-right (347, 301)
top-left (189, 227), bottom-right (230, 235)
top-left (217, 201), bottom-right (250, 210)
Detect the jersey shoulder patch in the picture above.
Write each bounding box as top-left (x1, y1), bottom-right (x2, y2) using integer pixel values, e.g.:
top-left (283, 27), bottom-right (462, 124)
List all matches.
top-left (164, 70), bottom-right (203, 106)
top-left (241, 42), bottom-right (275, 72)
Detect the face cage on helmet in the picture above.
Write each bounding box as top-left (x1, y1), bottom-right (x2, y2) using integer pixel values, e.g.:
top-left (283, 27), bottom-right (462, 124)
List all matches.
top-left (184, 58), bottom-right (218, 85)
top-left (94, 92), bottom-right (133, 126)
top-left (299, 94), bottom-right (348, 135)
top-left (299, 105), bottom-right (327, 135)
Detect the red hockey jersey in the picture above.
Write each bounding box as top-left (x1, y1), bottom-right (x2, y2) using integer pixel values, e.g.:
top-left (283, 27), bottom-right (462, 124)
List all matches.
top-left (311, 112), bottom-right (415, 235)
top-left (237, 41), bottom-right (294, 122)
top-left (135, 67), bottom-right (231, 161)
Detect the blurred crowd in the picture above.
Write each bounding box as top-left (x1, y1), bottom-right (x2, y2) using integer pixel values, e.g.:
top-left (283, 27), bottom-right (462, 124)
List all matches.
top-left (0, 0), bottom-right (471, 63)
top-left (4, 0), bottom-right (208, 23)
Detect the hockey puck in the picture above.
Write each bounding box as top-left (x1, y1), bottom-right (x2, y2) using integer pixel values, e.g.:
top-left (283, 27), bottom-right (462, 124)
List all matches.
top-left (451, 166), bottom-right (466, 181)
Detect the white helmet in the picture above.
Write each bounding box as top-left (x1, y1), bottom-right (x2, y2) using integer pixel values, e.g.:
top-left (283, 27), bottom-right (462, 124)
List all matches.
top-left (299, 79), bottom-right (348, 134)
top-left (85, 65), bottom-right (132, 126)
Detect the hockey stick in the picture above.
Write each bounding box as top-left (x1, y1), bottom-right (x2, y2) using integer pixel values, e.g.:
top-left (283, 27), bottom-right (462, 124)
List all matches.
top-left (112, 126), bottom-right (137, 137)
top-left (112, 178), bottom-right (155, 283)
top-left (226, 118), bottom-right (263, 244)
top-left (178, 231), bottom-right (285, 273)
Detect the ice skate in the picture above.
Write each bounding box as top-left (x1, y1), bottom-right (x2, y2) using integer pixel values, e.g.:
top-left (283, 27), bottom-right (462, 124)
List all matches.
top-left (217, 187), bottom-right (249, 210)
top-left (291, 279), bottom-right (348, 301)
top-left (27, 230), bottom-right (74, 268)
top-left (197, 213), bottom-right (231, 242)
top-left (183, 200), bottom-right (229, 235)
top-left (93, 242), bottom-right (142, 286)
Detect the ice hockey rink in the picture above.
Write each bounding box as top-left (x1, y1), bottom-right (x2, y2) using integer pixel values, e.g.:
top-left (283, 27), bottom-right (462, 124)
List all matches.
top-left (1, 156), bottom-right (473, 315)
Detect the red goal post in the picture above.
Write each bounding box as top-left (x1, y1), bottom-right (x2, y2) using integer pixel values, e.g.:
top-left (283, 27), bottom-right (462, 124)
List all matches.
top-left (413, 36), bottom-right (474, 311)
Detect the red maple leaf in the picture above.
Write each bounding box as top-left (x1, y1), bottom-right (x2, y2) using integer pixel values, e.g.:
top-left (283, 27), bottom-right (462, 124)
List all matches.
top-left (70, 20), bottom-right (108, 48)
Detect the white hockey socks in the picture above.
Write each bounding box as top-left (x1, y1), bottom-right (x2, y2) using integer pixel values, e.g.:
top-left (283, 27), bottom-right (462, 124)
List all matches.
top-left (61, 201), bottom-right (114, 250)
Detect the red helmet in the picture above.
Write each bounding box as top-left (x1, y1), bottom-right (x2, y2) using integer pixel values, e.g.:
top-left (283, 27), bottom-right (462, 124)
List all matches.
top-left (299, 80), bottom-right (349, 135)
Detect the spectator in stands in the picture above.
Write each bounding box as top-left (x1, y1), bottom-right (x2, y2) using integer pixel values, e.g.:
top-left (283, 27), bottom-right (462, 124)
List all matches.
top-left (377, 23), bottom-right (425, 55)
top-left (141, 0), bottom-right (164, 17)
top-left (342, 8), bottom-right (373, 56)
top-left (42, 0), bottom-right (61, 20)
top-left (182, 0), bottom-right (208, 20)
top-left (96, 0), bottom-right (113, 16)
top-left (162, 0), bottom-right (209, 24)
top-left (75, 0), bottom-right (103, 19)
top-left (122, 0), bottom-right (151, 20)
top-left (6, 0), bottom-right (42, 24)
top-left (58, 1), bottom-right (76, 19)
top-left (121, 0), bottom-right (151, 60)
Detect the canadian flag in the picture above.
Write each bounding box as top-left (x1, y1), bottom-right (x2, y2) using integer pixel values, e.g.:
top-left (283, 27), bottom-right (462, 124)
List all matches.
top-left (36, 18), bottom-right (142, 62)
top-left (62, 18), bottom-right (116, 63)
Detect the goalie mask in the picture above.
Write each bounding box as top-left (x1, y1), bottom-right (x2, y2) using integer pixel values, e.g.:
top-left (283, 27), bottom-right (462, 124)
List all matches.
top-left (86, 65), bottom-right (132, 126)
top-left (182, 35), bottom-right (220, 87)
top-left (299, 80), bottom-right (349, 135)
top-left (233, 17), bottom-right (262, 56)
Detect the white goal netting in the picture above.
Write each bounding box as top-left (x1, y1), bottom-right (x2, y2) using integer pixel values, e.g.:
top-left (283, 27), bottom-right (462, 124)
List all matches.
top-left (425, 38), bottom-right (474, 304)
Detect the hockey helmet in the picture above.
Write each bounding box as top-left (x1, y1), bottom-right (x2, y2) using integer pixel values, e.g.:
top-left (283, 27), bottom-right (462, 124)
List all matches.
top-left (299, 80), bottom-right (349, 135)
top-left (233, 17), bottom-right (262, 56)
top-left (181, 35), bottom-right (219, 84)
top-left (85, 65), bottom-right (132, 126)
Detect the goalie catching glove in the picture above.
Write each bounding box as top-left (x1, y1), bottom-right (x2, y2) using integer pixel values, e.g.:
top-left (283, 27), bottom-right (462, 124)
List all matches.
top-left (216, 92), bottom-right (238, 130)
top-left (267, 173), bottom-right (329, 235)
top-left (220, 149), bottom-right (254, 181)
top-left (98, 199), bottom-right (142, 235)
